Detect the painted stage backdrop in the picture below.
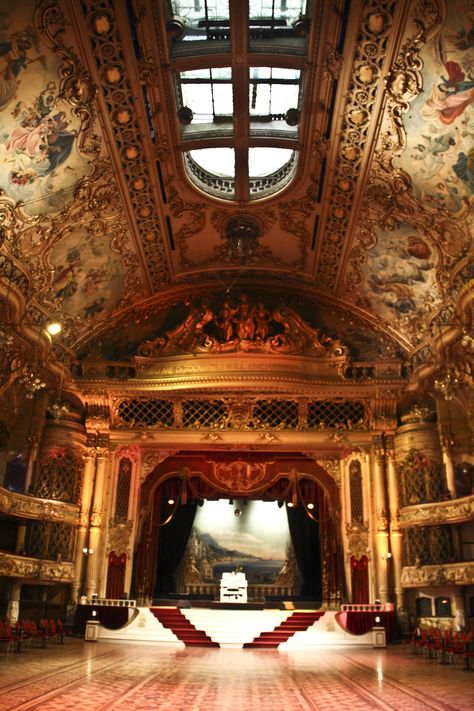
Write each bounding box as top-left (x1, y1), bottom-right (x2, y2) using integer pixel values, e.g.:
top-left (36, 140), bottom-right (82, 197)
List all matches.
top-left (177, 500), bottom-right (300, 593)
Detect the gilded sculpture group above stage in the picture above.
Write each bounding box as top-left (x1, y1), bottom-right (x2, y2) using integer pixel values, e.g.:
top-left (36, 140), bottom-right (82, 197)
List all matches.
top-left (137, 293), bottom-right (348, 358)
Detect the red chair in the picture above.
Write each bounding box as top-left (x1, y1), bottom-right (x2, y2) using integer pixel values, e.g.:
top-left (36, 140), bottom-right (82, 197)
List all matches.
top-left (0, 621), bottom-right (14, 656)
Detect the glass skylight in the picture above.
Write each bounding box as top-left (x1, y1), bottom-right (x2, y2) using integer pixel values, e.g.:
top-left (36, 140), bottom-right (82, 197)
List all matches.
top-left (249, 0), bottom-right (306, 20)
top-left (249, 147), bottom-right (293, 176)
top-left (180, 68), bottom-right (233, 123)
top-left (170, 2), bottom-right (306, 200)
top-left (249, 67), bottom-right (300, 116)
top-left (190, 148), bottom-right (235, 177)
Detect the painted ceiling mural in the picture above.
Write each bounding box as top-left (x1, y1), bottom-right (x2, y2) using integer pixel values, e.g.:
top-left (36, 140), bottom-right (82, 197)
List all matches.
top-left (0, 0), bottom-right (471, 395)
top-left (345, 0), bottom-right (473, 349)
top-left (396, 2), bottom-right (474, 209)
top-left (0, 1), bottom-right (92, 214)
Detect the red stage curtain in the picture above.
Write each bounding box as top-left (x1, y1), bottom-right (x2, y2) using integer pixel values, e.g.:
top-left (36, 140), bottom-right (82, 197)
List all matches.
top-left (351, 554), bottom-right (369, 604)
top-left (106, 551), bottom-right (126, 599)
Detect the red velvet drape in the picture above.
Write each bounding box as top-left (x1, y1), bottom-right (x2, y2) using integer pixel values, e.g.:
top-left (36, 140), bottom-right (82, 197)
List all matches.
top-left (351, 554), bottom-right (369, 604)
top-left (106, 551), bottom-right (126, 599)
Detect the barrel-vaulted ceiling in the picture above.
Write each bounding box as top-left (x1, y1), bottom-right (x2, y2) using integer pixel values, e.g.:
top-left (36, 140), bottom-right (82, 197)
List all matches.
top-left (0, 0), bottom-right (472, 383)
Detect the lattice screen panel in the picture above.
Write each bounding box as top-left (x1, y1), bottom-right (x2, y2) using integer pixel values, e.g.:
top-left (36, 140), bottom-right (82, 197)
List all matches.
top-left (349, 460), bottom-right (364, 525)
top-left (307, 400), bottom-right (366, 428)
top-left (33, 448), bottom-right (83, 506)
top-left (26, 521), bottom-right (75, 561)
top-left (114, 396), bottom-right (368, 431)
top-left (253, 400), bottom-right (299, 429)
top-left (182, 399), bottom-right (227, 428)
top-left (114, 457), bottom-right (132, 521)
top-left (117, 399), bottom-right (174, 427)
top-left (403, 525), bottom-right (452, 566)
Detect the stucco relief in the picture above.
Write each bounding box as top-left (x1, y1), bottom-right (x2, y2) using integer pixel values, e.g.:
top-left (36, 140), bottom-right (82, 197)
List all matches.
top-left (0, 550), bottom-right (75, 582)
top-left (401, 560), bottom-right (474, 587)
top-left (399, 494), bottom-right (474, 527)
top-left (0, 487), bottom-right (79, 523)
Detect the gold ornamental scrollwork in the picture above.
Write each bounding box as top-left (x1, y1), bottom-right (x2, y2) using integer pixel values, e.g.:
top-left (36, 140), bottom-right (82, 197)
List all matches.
top-left (141, 451), bottom-right (177, 480)
top-left (108, 520), bottom-right (133, 554)
top-left (212, 461), bottom-right (269, 491)
top-left (36, 0), bottom-right (99, 157)
top-left (345, 524), bottom-right (370, 561)
top-left (309, 457), bottom-right (341, 486)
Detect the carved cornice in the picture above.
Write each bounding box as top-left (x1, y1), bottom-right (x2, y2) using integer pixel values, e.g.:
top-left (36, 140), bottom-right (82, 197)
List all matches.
top-left (399, 494), bottom-right (474, 528)
top-left (0, 487), bottom-right (79, 524)
top-left (0, 551), bottom-right (75, 582)
top-left (401, 561), bottom-right (474, 588)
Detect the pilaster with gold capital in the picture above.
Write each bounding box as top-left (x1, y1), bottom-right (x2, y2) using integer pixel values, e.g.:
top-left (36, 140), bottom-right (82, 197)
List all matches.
top-left (436, 398), bottom-right (457, 497)
top-left (386, 440), bottom-right (404, 609)
top-left (371, 436), bottom-right (389, 603)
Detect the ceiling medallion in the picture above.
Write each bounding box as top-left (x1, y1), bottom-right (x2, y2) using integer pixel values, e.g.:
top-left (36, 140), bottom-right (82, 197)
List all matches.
top-left (224, 214), bottom-right (261, 262)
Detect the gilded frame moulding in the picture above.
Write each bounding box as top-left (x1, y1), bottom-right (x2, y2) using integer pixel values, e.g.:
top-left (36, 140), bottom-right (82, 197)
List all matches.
top-left (401, 560), bottom-right (474, 588)
top-left (399, 494), bottom-right (474, 528)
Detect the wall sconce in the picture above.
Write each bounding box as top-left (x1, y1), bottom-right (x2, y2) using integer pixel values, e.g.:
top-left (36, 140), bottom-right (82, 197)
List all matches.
top-left (82, 547), bottom-right (93, 555)
top-left (380, 552), bottom-right (392, 560)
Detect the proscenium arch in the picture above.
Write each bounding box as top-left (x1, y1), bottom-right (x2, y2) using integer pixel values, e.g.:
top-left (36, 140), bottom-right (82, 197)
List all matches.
top-left (132, 452), bottom-right (344, 604)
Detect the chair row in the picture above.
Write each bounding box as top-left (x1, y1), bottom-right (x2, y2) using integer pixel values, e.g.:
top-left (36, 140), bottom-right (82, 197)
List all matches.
top-left (0, 618), bottom-right (67, 655)
top-left (410, 629), bottom-right (474, 670)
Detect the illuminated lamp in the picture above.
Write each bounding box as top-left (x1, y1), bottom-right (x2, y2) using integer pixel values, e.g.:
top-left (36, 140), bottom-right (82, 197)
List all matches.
top-left (168, 498), bottom-right (175, 505)
top-left (46, 322), bottom-right (62, 336)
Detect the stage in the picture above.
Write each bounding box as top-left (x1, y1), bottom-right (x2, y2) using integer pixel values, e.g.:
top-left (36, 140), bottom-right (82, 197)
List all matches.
top-left (84, 603), bottom-right (384, 649)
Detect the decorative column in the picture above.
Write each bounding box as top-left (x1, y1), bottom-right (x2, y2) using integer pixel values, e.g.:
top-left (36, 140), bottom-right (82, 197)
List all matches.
top-left (15, 390), bottom-right (49, 559)
top-left (84, 448), bottom-right (108, 598)
top-left (72, 450), bottom-right (96, 604)
top-left (386, 437), bottom-right (404, 612)
top-left (24, 389), bottom-right (49, 493)
top-left (372, 436), bottom-right (389, 603)
top-left (436, 398), bottom-right (457, 498)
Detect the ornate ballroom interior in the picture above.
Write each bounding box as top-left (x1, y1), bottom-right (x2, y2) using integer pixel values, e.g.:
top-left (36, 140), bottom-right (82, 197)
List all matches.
top-left (0, 0), bottom-right (473, 643)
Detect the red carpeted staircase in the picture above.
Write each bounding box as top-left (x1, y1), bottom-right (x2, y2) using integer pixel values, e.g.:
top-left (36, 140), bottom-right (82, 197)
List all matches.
top-left (243, 611), bottom-right (325, 648)
top-left (150, 607), bottom-right (219, 647)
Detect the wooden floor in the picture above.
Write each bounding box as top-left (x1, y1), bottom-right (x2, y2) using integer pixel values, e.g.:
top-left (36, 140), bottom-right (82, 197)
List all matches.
top-left (0, 638), bottom-right (473, 710)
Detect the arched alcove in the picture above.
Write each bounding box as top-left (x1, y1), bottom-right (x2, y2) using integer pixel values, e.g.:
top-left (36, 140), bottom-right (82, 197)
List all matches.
top-left (133, 453), bottom-right (344, 607)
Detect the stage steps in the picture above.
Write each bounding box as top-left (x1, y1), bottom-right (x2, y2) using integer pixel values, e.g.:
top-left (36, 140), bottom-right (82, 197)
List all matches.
top-left (280, 610), bottom-right (374, 648)
top-left (150, 607), bottom-right (219, 647)
top-left (183, 608), bottom-right (292, 648)
top-left (97, 606), bottom-right (183, 646)
top-left (94, 608), bottom-right (376, 648)
top-left (243, 611), bottom-right (325, 648)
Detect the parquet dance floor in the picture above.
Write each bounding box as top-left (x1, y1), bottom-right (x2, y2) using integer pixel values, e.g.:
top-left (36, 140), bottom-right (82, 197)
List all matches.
top-left (0, 640), bottom-right (473, 711)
